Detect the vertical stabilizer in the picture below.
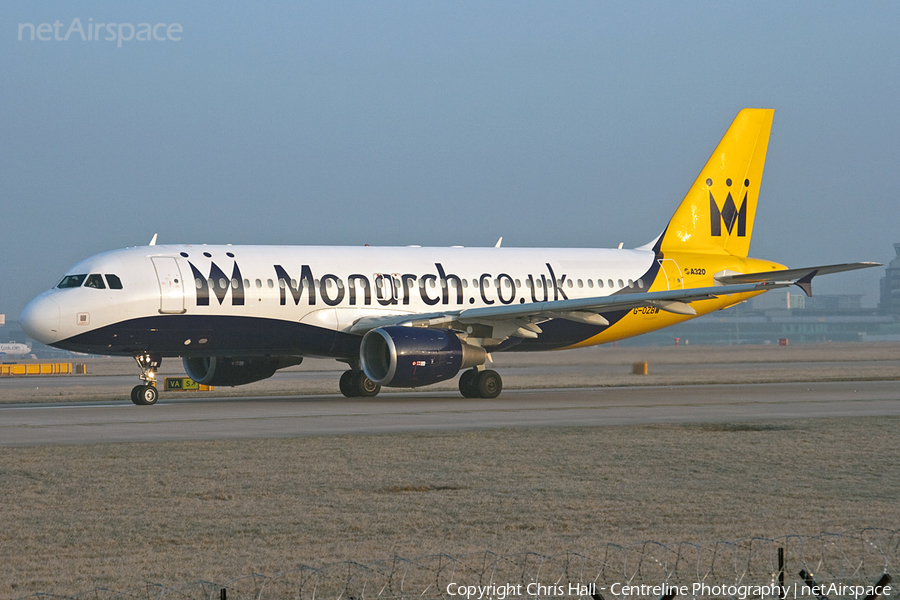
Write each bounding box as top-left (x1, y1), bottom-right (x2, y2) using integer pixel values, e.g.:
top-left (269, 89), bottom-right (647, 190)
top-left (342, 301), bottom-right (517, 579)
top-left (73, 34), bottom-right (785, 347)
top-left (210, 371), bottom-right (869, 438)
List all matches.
top-left (660, 109), bottom-right (774, 258)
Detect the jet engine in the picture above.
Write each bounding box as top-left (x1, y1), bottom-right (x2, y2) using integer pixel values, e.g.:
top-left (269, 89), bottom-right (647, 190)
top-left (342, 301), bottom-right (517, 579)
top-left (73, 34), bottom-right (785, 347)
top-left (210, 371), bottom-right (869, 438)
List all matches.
top-left (360, 327), bottom-right (486, 388)
top-left (183, 356), bottom-right (303, 387)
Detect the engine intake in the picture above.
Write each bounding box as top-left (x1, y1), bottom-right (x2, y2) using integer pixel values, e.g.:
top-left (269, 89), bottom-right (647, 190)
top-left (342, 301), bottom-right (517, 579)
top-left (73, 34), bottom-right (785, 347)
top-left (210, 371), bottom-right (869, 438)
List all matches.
top-left (183, 356), bottom-right (302, 387)
top-left (360, 327), bottom-right (486, 388)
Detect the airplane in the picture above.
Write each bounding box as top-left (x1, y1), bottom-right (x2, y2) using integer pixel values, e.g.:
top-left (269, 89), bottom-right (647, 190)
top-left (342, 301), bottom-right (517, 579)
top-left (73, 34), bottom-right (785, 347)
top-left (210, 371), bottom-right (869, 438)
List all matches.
top-left (19, 109), bottom-right (879, 405)
top-left (0, 342), bottom-right (32, 357)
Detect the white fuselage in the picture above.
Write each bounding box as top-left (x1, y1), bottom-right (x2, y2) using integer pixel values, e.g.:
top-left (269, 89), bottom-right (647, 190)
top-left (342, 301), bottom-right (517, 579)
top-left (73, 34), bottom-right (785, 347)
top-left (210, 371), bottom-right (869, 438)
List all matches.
top-left (21, 244), bottom-right (658, 358)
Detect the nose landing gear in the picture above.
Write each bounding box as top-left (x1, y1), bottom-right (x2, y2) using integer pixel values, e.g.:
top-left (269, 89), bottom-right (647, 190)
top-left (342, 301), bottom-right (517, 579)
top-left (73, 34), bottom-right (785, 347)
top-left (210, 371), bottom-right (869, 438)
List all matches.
top-left (131, 353), bottom-right (161, 405)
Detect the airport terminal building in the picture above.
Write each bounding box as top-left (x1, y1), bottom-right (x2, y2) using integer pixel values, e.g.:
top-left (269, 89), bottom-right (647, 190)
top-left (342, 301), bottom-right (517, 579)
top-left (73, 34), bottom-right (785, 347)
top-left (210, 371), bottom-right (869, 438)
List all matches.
top-left (880, 243), bottom-right (900, 315)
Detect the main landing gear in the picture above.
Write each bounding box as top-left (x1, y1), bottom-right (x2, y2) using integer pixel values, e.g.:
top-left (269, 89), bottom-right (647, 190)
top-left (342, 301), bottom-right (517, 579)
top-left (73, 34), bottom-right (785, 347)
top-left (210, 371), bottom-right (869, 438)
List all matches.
top-left (339, 370), bottom-right (381, 398)
top-left (458, 368), bottom-right (502, 399)
top-left (131, 353), bottom-right (161, 406)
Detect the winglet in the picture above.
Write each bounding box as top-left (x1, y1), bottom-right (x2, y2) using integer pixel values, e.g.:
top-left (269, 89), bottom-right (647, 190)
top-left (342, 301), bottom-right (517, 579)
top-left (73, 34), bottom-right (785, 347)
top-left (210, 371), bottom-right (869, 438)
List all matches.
top-left (794, 270), bottom-right (817, 297)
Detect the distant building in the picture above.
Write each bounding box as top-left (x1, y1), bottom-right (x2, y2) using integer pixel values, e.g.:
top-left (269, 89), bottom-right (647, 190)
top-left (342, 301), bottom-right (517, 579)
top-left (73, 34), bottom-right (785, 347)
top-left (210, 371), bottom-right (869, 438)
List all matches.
top-left (880, 243), bottom-right (900, 315)
top-left (804, 294), bottom-right (864, 312)
top-left (749, 291), bottom-right (812, 311)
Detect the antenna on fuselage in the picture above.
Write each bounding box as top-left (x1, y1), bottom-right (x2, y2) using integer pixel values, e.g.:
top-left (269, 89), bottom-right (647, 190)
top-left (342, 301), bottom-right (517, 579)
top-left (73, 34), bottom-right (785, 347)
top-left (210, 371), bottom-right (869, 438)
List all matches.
top-left (495, 237), bottom-right (503, 248)
top-left (149, 233), bottom-right (158, 246)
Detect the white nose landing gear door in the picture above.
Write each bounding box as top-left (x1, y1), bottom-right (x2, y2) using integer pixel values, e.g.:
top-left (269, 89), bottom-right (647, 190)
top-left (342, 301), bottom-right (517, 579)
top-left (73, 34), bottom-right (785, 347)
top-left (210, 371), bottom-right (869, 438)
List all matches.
top-left (152, 257), bottom-right (186, 314)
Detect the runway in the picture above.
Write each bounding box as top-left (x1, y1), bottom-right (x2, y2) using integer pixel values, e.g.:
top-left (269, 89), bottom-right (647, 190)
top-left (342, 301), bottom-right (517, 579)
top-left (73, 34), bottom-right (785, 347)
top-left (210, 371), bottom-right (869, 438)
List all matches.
top-left (1, 380), bottom-right (898, 446)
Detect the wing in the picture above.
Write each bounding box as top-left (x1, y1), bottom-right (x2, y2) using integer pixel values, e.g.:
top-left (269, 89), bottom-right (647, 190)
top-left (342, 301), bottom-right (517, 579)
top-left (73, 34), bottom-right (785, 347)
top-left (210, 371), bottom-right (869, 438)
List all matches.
top-left (349, 280), bottom-right (789, 339)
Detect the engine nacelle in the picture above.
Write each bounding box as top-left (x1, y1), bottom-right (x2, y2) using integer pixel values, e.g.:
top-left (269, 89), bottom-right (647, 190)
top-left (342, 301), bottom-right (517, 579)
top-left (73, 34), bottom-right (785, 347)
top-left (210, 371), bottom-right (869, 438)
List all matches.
top-left (182, 356), bottom-right (302, 387)
top-left (360, 327), bottom-right (486, 388)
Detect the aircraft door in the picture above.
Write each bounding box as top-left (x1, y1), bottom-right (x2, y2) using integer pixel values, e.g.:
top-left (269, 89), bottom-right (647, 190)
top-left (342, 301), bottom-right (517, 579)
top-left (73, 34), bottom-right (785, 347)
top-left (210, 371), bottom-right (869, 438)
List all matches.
top-left (658, 259), bottom-right (684, 290)
top-left (152, 257), bottom-right (186, 314)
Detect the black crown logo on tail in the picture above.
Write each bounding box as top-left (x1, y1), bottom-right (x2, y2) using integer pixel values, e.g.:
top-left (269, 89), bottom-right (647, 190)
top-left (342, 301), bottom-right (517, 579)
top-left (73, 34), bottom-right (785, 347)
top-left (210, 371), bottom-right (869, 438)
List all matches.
top-left (708, 178), bottom-right (748, 237)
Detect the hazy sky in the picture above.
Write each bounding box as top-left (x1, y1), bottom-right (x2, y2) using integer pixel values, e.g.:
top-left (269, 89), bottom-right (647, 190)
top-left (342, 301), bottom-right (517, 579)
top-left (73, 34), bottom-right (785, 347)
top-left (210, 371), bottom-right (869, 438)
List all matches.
top-left (2, 1), bottom-right (898, 318)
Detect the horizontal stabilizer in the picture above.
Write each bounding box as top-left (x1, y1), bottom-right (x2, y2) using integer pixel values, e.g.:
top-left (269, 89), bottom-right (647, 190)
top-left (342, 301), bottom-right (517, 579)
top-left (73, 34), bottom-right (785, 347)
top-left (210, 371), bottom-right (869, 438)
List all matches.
top-left (715, 262), bottom-right (880, 296)
top-left (715, 262), bottom-right (880, 285)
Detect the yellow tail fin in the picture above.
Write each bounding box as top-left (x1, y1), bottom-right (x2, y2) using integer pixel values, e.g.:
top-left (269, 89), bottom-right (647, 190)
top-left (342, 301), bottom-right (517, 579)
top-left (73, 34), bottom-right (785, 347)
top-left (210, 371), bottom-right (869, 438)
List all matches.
top-left (660, 108), bottom-right (774, 258)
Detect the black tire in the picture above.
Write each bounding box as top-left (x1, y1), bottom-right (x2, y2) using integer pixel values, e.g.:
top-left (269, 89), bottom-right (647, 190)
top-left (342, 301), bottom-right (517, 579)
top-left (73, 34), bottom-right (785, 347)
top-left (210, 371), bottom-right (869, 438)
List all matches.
top-left (459, 369), bottom-right (479, 398)
top-left (356, 372), bottom-right (381, 397)
top-left (474, 370), bottom-right (502, 398)
top-left (132, 385), bottom-right (158, 406)
top-left (339, 370), bottom-right (359, 397)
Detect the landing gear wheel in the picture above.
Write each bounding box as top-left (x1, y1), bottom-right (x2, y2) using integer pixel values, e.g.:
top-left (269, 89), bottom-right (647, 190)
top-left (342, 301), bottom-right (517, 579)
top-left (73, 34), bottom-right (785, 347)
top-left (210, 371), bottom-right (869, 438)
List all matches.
top-left (131, 353), bottom-right (162, 405)
top-left (131, 385), bottom-right (158, 406)
top-left (474, 370), bottom-right (502, 398)
top-left (355, 372), bottom-right (381, 397)
top-left (339, 370), bottom-right (359, 397)
top-left (459, 369), bottom-right (479, 398)
top-left (339, 370), bottom-right (381, 398)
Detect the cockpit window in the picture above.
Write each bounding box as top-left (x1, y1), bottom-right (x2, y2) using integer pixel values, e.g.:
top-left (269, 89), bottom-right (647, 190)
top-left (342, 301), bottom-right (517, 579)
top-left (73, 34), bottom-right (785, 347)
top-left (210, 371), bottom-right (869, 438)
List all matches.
top-left (85, 274), bottom-right (106, 289)
top-left (106, 274), bottom-right (123, 289)
top-left (57, 274), bottom-right (87, 289)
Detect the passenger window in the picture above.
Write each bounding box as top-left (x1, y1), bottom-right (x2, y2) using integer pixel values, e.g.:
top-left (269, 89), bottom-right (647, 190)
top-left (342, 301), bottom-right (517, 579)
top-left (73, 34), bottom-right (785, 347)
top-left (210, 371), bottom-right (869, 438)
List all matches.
top-left (105, 274), bottom-right (123, 290)
top-left (85, 274), bottom-right (106, 289)
top-left (58, 274), bottom-right (87, 289)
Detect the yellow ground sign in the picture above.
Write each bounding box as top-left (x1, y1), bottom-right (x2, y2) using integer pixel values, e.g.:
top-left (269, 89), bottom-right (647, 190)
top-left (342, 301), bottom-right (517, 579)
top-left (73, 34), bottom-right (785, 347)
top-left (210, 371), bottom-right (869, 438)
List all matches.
top-left (164, 377), bottom-right (213, 391)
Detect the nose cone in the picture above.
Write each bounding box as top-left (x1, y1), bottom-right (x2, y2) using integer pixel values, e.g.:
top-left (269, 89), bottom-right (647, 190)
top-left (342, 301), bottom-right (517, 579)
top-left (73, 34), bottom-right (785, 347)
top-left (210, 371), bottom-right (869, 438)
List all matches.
top-left (20, 294), bottom-right (61, 345)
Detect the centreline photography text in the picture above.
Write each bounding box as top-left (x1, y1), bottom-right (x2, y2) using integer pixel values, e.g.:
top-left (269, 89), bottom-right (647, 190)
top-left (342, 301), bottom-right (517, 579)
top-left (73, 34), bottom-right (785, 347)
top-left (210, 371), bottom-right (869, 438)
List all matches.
top-left (444, 581), bottom-right (894, 600)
